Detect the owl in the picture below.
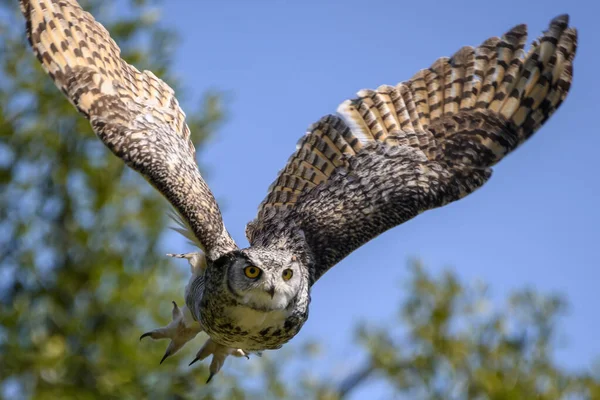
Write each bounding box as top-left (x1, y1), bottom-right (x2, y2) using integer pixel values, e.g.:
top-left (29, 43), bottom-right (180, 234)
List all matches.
top-left (20, 0), bottom-right (577, 382)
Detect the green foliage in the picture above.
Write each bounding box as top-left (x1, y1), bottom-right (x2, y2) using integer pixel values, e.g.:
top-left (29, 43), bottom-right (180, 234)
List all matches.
top-left (0, 2), bottom-right (597, 399)
top-left (0, 1), bottom-right (227, 397)
top-left (352, 263), bottom-right (600, 400)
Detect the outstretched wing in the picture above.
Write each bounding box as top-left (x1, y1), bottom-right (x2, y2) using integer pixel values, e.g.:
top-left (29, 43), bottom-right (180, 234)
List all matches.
top-left (21, 0), bottom-right (237, 260)
top-left (247, 15), bottom-right (577, 283)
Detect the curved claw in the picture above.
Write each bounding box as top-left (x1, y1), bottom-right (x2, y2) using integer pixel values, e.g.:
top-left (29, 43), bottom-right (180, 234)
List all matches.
top-left (138, 301), bottom-right (202, 364)
top-left (160, 350), bottom-right (171, 365)
top-left (231, 349), bottom-right (249, 359)
top-left (206, 372), bottom-right (215, 384)
top-left (159, 340), bottom-right (182, 365)
top-left (188, 338), bottom-right (249, 383)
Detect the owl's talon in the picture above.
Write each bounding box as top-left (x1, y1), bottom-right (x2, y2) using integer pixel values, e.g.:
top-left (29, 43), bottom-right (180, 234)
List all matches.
top-left (139, 301), bottom-right (202, 364)
top-left (188, 338), bottom-right (248, 382)
top-left (206, 372), bottom-right (215, 384)
top-left (159, 349), bottom-right (171, 365)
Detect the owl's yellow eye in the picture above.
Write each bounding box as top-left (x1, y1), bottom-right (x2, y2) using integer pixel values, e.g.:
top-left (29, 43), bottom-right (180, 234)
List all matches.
top-left (244, 266), bottom-right (261, 279)
top-left (282, 269), bottom-right (293, 281)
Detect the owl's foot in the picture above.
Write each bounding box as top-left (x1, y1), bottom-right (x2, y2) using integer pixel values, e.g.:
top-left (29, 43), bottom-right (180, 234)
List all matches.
top-left (188, 337), bottom-right (249, 383)
top-left (140, 300), bottom-right (202, 364)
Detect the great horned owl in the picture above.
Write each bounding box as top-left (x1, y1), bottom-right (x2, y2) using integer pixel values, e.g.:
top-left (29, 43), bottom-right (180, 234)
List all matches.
top-left (20, 0), bottom-right (577, 382)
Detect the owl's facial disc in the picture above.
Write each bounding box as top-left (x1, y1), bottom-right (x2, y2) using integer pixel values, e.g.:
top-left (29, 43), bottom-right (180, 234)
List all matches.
top-left (228, 252), bottom-right (302, 311)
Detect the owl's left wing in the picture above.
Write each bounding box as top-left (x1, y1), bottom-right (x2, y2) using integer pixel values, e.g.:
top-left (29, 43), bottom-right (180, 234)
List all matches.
top-left (247, 15), bottom-right (577, 284)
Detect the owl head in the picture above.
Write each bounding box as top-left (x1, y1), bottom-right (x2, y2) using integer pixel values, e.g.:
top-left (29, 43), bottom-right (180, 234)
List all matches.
top-left (215, 247), bottom-right (305, 311)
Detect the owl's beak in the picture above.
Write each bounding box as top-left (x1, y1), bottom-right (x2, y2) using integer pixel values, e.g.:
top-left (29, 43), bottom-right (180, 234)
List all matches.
top-left (265, 285), bottom-right (276, 299)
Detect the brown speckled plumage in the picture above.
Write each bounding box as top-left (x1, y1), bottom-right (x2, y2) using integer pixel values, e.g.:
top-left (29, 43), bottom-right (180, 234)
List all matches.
top-left (19, 0), bottom-right (237, 261)
top-left (247, 14), bottom-right (576, 282)
top-left (21, 1), bottom-right (577, 380)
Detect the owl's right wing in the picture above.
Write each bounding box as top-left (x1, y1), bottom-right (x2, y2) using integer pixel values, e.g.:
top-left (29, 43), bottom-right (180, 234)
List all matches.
top-left (247, 15), bottom-right (577, 284)
top-left (21, 0), bottom-right (237, 261)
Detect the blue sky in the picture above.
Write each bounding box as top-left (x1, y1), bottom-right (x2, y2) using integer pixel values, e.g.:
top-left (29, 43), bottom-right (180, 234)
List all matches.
top-left (155, 0), bottom-right (598, 396)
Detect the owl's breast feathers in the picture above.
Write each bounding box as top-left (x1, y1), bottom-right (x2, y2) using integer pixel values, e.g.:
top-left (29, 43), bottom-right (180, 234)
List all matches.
top-left (198, 287), bottom-right (309, 351)
top-left (192, 254), bottom-right (310, 351)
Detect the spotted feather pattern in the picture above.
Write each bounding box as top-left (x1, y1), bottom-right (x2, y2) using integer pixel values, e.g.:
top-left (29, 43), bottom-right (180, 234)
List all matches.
top-left (248, 15), bottom-right (577, 282)
top-left (21, 0), bottom-right (237, 260)
top-left (248, 116), bottom-right (358, 224)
